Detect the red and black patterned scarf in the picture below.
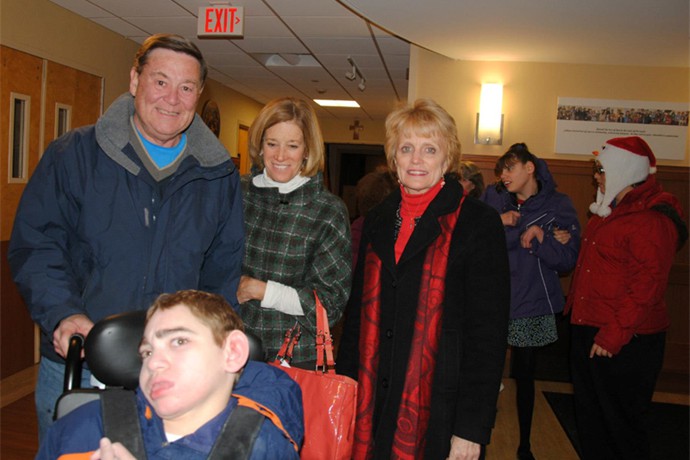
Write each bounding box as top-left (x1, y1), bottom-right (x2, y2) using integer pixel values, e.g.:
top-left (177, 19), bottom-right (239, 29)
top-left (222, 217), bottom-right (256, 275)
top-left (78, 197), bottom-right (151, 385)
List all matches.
top-left (353, 197), bottom-right (464, 460)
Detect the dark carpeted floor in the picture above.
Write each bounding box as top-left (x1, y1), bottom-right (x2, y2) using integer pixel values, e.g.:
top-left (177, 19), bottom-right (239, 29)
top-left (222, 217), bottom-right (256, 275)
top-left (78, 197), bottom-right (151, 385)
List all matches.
top-left (544, 391), bottom-right (690, 460)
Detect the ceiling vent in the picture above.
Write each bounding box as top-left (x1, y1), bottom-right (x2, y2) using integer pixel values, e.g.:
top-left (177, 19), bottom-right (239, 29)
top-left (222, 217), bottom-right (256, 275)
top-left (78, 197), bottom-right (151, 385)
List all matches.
top-left (253, 53), bottom-right (320, 67)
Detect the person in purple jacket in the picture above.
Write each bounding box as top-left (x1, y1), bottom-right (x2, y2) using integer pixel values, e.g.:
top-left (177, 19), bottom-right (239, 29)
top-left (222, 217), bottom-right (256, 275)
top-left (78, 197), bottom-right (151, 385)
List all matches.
top-left (36, 290), bottom-right (303, 460)
top-left (481, 143), bottom-right (580, 460)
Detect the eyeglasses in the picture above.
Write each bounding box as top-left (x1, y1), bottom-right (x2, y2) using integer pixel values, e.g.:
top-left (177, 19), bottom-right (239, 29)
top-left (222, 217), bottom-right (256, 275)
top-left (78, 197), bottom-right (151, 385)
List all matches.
top-left (593, 163), bottom-right (605, 175)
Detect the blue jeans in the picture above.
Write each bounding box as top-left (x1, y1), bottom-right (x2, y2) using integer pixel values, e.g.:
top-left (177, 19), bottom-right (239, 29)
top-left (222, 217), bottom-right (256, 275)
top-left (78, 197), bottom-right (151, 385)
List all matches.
top-left (35, 358), bottom-right (92, 442)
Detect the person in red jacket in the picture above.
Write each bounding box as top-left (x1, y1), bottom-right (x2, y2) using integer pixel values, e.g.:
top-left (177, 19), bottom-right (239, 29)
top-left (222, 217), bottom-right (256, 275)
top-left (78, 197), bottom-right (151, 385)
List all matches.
top-left (565, 136), bottom-right (687, 460)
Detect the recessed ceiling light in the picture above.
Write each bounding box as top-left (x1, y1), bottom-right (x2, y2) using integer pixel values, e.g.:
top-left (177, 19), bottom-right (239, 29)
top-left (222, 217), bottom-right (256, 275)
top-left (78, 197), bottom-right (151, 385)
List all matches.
top-left (313, 99), bottom-right (360, 108)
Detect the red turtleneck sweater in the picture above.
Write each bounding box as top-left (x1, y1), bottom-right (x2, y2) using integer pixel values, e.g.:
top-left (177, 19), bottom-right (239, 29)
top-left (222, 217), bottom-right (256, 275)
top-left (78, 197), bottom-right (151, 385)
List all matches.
top-left (395, 180), bottom-right (444, 262)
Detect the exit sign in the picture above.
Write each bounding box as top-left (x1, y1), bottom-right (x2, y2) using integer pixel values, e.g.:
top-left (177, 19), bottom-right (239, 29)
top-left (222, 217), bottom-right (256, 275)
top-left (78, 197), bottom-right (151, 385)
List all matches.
top-left (198, 6), bottom-right (244, 37)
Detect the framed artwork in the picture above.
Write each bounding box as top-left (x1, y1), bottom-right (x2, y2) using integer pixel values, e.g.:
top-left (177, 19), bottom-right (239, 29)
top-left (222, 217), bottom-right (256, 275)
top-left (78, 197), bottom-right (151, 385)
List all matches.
top-left (201, 99), bottom-right (221, 137)
top-left (555, 97), bottom-right (688, 159)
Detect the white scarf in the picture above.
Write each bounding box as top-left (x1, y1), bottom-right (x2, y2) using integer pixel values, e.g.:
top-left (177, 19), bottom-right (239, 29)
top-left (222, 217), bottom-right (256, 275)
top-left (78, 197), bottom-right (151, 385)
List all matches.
top-left (252, 172), bottom-right (310, 194)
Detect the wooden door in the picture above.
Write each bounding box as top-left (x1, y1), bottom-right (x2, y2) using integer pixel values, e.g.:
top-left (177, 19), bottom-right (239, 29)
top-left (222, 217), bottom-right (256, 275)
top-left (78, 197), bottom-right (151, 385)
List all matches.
top-left (238, 124), bottom-right (250, 175)
top-left (1, 46), bottom-right (102, 378)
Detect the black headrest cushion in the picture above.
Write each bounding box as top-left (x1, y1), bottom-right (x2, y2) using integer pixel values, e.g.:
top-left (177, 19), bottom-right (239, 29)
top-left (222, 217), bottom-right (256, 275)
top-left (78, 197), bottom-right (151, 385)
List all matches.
top-left (85, 310), bottom-right (146, 390)
top-left (84, 309), bottom-right (266, 390)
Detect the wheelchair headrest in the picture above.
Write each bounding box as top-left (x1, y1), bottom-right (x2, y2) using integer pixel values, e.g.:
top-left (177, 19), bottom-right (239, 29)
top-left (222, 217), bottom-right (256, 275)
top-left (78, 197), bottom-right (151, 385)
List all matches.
top-left (246, 331), bottom-right (267, 362)
top-left (84, 309), bottom-right (266, 390)
top-left (85, 310), bottom-right (147, 390)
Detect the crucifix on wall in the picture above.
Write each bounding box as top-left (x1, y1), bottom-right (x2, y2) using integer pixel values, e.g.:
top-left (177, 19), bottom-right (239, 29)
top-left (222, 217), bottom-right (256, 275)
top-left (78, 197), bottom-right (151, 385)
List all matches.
top-left (349, 119), bottom-right (364, 140)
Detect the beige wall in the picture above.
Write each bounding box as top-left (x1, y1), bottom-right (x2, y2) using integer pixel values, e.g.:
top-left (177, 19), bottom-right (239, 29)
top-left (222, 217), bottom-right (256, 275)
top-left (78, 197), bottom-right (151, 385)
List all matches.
top-left (0, 0), bottom-right (264, 157)
top-left (198, 80), bottom-right (264, 158)
top-left (409, 47), bottom-right (690, 166)
top-left (319, 118), bottom-right (386, 145)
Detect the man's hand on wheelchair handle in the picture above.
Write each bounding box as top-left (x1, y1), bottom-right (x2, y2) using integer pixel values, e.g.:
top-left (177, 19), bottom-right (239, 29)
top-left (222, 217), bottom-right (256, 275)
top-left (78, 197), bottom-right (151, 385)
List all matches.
top-left (53, 314), bottom-right (94, 358)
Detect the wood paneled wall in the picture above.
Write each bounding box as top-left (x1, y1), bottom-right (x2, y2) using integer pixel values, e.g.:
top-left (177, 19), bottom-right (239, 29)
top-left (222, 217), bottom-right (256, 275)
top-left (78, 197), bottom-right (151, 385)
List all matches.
top-left (464, 154), bottom-right (690, 376)
top-left (1, 47), bottom-right (102, 378)
top-left (43, 60), bottom-right (102, 152)
top-left (0, 241), bottom-right (35, 379)
top-left (1, 47), bottom-right (43, 241)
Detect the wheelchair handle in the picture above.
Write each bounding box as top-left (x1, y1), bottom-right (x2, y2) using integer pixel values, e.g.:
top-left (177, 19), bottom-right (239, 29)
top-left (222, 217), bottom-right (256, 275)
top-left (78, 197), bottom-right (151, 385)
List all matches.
top-left (63, 333), bottom-right (85, 392)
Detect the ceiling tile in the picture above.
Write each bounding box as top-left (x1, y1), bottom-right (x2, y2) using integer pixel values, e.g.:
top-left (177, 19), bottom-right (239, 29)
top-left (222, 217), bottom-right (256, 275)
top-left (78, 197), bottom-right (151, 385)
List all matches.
top-left (266, 0), bottom-right (355, 17)
top-left (50, 0), bottom-right (112, 17)
top-left (125, 16), bottom-right (198, 37)
top-left (282, 17), bottom-right (371, 38)
top-left (241, 16), bottom-right (294, 37)
top-left (90, 17), bottom-right (147, 37)
top-left (88, 0), bottom-right (189, 17)
top-left (232, 37), bottom-right (308, 54)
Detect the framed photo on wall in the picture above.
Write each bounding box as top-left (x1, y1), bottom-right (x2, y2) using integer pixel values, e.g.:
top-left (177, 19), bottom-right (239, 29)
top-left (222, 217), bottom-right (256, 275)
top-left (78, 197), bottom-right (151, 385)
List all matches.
top-left (555, 97), bottom-right (688, 159)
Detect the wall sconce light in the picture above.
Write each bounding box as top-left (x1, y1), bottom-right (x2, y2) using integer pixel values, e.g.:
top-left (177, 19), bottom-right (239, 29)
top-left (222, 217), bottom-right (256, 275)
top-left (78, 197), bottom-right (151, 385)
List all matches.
top-left (475, 83), bottom-right (504, 145)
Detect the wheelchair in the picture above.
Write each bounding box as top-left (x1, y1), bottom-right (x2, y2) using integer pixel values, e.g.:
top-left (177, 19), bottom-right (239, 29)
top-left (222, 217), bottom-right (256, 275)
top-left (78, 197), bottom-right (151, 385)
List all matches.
top-left (55, 309), bottom-right (266, 420)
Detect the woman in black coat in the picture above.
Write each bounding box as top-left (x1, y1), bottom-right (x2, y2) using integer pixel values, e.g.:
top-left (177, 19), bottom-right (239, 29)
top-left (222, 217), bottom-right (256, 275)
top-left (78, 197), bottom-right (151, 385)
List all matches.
top-left (337, 99), bottom-right (510, 460)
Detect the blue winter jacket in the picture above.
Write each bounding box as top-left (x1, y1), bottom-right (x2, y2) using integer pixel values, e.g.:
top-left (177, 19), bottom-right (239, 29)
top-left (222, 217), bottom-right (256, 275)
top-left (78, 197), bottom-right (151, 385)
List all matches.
top-left (481, 159), bottom-right (580, 319)
top-left (36, 361), bottom-right (304, 459)
top-left (8, 93), bottom-right (245, 363)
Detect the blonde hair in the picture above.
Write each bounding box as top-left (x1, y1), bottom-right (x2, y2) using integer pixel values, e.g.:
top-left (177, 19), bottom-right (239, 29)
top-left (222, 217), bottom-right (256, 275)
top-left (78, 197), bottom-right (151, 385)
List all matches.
top-left (384, 98), bottom-right (461, 176)
top-left (248, 97), bottom-right (324, 177)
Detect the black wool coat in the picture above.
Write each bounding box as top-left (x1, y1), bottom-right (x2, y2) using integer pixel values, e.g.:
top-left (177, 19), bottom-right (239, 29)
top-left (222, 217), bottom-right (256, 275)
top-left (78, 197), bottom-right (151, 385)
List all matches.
top-left (337, 178), bottom-right (510, 459)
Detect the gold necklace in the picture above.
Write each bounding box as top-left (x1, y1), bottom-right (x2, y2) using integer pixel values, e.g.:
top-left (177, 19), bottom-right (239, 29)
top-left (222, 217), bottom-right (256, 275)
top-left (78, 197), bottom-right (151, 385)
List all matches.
top-left (401, 195), bottom-right (424, 229)
top-left (401, 180), bottom-right (445, 228)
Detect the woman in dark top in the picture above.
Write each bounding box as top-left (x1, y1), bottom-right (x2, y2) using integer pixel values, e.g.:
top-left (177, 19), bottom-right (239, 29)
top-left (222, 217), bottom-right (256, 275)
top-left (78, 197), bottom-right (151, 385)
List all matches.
top-left (337, 98), bottom-right (510, 460)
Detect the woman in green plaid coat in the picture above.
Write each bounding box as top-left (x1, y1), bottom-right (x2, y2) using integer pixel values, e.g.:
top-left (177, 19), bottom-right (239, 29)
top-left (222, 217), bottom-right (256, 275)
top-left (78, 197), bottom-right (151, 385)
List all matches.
top-left (237, 97), bottom-right (352, 364)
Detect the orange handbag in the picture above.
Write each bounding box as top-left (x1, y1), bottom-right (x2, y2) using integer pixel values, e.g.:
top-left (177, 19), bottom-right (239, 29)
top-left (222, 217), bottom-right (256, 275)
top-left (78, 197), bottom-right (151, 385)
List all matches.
top-left (271, 293), bottom-right (357, 460)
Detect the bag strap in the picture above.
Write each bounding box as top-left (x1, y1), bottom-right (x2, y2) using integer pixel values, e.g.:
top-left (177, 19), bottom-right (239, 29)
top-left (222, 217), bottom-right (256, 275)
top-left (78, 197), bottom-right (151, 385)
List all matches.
top-left (314, 293), bottom-right (336, 374)
top-left (100, 389), bottom-right (148, 460)
top-left (651, 203), bottom-right (688, 251)
top-left (275, 328), bottom-right (292, 361)
top-left (286, 326), bottom-right (301, 359)
top-left (275, 292), bottom-right (335, 373)
top-left (275, 323), bottom-right (301, 363)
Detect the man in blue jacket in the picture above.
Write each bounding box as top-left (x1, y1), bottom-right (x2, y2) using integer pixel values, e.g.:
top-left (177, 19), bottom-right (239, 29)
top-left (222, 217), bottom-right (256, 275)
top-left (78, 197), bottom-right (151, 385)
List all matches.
top-left (8, 34), bottom-right (244, 439)
top-left (36, 290), bottom-right (303, 459)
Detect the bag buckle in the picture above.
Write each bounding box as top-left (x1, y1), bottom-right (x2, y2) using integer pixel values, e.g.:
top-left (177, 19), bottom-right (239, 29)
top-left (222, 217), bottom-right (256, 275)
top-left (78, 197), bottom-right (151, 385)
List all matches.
top-left (275, 324), bottom-right (300, 363)
top-left (314, 329), bottom-right (335, 372)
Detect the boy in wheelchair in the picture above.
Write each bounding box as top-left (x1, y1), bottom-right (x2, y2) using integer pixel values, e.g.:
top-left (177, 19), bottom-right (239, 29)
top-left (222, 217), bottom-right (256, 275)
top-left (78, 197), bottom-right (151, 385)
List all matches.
top-left (37, 290), bottom-right (304, 459)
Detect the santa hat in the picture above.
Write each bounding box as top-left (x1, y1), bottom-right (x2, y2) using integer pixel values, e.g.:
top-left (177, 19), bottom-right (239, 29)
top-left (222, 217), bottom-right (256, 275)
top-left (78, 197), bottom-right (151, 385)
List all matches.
top-left (589, 136), bottom-right (657, 217)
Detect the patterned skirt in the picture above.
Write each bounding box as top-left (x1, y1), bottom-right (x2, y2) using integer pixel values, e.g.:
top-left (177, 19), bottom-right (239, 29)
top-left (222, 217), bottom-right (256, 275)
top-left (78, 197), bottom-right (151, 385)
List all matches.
top-left (508, 313), bottom-right (558, 347)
